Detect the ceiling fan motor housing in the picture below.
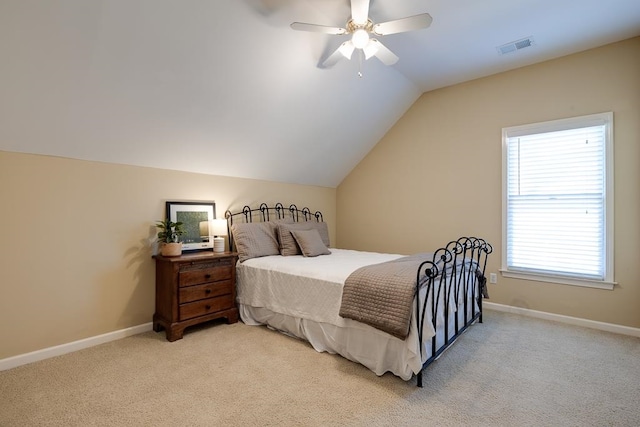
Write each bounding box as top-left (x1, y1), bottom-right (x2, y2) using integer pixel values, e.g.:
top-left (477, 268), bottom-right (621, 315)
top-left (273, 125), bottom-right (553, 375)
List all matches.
top-left (347, 18), bottom-right (374, 34)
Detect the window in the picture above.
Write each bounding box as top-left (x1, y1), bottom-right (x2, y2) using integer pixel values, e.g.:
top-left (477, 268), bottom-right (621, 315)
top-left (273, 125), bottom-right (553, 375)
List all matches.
top-left (501, 112), bottom-right (614, 290)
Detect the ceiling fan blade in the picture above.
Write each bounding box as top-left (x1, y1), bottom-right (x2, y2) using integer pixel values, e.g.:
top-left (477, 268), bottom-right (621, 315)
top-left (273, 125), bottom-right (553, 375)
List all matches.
top-left (322, 41), bottom-right (353, 68)
top-left (290, 22), bottom-right (346, 35)
top-left (373, 13), bottom-right (433, 35)
top-left (368, 39), bottom-right (399, 65)
top-left (351, 0), bottom-right (370, 25)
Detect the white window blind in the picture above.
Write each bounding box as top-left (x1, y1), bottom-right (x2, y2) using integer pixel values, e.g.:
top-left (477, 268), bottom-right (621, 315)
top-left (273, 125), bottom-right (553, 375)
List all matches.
top-left (502, 113), bottom-right (614, 288)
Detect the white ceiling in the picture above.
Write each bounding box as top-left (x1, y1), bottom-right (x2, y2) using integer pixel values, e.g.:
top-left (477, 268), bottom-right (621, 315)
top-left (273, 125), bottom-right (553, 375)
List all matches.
top-left (1, 0), bottom-right (639, 187)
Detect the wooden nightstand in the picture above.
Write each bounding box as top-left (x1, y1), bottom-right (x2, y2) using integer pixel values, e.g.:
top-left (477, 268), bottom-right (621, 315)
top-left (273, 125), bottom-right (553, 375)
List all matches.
top-left (153, 251), bottom-right (239, 341)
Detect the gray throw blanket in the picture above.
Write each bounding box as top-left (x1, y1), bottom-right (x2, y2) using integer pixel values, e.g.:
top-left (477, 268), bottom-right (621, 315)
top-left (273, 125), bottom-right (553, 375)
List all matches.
top-left (339, 254), bottom-right (430, 340)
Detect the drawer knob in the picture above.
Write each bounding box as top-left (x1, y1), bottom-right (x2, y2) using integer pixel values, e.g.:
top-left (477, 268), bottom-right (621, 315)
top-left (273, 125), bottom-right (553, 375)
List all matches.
top-left (205, 289), bottom-right (211, 295)
top-left (205, 305), bottom-right (211, 311)
top-left (204, 274), bottom-right (211, 279)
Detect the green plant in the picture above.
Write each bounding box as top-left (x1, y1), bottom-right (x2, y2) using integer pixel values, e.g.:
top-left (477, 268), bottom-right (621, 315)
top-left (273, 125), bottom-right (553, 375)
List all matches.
top-left (156, 219), bottom-right (185, 244)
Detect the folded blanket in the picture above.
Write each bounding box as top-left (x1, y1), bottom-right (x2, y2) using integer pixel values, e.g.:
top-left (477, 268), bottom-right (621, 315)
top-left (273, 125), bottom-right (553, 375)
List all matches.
top-left (339, 254), bottom-right (431, 340)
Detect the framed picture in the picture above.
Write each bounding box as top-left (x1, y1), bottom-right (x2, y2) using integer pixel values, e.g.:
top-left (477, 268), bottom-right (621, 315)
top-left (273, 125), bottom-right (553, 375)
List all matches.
top-left (166, 201), bottom-right (216, 252)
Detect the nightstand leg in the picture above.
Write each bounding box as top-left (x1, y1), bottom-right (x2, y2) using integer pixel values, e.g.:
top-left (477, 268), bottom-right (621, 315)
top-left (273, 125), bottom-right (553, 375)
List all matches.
top-left (167, 326), bottom-right (184, 342)
top-left (226, 309), bottom-right (239, 324)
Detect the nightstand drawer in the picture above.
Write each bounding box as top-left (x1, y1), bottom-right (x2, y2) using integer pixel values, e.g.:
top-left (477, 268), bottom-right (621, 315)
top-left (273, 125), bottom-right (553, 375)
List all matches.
top-left (179, 295), bottom-right (235, 321)
top-left (179, 280), bottom-right (233, 304)
top-left (178, 266), bottom-right (233, 287)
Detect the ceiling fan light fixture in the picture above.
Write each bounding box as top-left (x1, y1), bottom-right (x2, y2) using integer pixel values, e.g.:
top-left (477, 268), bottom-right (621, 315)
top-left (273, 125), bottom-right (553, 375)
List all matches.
top-left (338, 41), bottom-right (355, 59)
top-left (351, 29), bottom-right (370, 49)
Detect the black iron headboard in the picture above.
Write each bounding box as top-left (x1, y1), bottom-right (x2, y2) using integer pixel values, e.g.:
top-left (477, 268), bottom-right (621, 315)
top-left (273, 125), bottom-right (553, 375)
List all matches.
top-left (224, 202), bottom-right (323, 252)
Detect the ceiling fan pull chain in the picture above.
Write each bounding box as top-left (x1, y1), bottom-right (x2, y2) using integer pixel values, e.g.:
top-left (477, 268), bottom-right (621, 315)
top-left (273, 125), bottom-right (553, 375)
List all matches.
top-left (358, 50), bottom-right (364, 78)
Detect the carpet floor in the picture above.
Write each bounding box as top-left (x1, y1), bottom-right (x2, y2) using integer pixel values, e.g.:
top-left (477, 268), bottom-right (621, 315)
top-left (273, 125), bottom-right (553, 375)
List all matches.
top-left (1, 310), bottom-right (639, 426)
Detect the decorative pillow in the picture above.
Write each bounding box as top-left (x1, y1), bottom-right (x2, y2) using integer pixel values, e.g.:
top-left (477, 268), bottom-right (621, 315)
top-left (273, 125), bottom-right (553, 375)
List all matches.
top-left (231, 222), bottom-right (280, 262)
top-left (291, 229), bottom-right (331, 257)
top-left (277, 222), bottom-right (330, 256)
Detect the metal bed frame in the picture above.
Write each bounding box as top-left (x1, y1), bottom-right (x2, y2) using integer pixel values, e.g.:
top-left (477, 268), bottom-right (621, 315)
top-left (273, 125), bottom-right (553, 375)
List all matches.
top-left (225, 202), bottom-right (492, 387)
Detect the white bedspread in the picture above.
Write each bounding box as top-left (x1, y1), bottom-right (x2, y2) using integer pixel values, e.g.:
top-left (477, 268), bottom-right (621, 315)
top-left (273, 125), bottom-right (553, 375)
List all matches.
top-left (236, 249), bottom-right (447, 380)
top-left (237, 249), bottom-right (404, 326)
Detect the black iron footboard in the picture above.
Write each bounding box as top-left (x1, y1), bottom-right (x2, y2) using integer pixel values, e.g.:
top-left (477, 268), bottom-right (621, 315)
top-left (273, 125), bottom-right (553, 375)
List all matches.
top-left (415, 237), bottom-right (493, 387)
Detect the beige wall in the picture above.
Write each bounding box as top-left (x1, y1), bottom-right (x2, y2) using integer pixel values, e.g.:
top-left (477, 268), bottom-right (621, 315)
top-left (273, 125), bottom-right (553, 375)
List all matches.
top-left (0, 151), bottom-right (335, 359)
top-left (337, 37), bottom-right (640, 329)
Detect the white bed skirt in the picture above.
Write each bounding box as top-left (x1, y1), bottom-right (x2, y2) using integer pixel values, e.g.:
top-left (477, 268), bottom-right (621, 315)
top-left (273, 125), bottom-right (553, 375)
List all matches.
top-left (239, 303), bottom-right (428, 380)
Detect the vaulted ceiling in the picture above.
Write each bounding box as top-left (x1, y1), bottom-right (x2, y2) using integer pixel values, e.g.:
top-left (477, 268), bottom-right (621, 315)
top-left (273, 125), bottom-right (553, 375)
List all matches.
top-left (1, 0), bottom-right (639, 187)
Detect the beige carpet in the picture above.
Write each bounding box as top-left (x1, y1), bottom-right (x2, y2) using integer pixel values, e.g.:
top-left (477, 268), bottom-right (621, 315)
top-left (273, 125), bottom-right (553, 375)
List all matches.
top-left (1, 310), bottom-right (639, 426)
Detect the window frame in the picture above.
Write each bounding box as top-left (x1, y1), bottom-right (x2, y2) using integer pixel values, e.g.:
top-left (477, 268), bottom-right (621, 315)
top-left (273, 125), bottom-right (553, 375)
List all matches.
top-left (501, 112), bottom-right (615, 290)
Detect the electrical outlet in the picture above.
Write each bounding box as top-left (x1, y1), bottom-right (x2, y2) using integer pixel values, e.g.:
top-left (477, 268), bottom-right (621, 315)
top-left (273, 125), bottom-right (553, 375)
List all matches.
top-left (489, 273), bottom-right (498, 284)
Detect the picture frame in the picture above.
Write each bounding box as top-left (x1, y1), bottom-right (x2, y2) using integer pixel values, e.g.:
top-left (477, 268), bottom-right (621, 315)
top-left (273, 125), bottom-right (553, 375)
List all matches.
top-left (166, 201), bottom-right (216, 252)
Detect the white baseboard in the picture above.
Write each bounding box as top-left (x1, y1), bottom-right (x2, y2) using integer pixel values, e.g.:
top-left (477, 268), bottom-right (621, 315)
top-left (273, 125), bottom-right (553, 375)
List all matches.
top-left (0, 322), bottom-right (153, 372)
top-left (3, 306), bottom-right (638, 371)
top-left (484, 302), bottom-right (640, 338)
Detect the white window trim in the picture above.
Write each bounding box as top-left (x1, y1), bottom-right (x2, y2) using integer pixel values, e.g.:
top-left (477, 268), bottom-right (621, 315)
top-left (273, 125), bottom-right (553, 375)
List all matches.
top-left (501, 112), bottom-right (615, 290)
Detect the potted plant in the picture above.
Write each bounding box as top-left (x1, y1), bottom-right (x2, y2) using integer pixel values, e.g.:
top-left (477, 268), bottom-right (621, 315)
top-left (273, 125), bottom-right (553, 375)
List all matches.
top-left (156, 219), bottom-right (185, 257)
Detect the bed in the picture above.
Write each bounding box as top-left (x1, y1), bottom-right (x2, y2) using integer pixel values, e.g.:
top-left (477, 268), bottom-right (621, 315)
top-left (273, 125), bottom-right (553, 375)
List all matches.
top-left (225, 203), bottom-right (492, 386)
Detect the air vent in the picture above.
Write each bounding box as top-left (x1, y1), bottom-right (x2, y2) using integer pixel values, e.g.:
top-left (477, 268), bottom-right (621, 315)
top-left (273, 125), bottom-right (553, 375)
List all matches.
top-left (497, 37), bottom-right (535, 55)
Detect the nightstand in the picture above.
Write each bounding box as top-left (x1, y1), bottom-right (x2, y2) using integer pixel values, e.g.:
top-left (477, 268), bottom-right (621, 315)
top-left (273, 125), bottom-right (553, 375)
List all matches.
top-left (153, 251), bottom-right (239, 341)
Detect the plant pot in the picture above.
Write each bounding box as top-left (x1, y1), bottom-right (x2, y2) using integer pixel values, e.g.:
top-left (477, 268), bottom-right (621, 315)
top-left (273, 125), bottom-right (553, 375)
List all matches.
top-left (160, 242), bottom-right (182, 257)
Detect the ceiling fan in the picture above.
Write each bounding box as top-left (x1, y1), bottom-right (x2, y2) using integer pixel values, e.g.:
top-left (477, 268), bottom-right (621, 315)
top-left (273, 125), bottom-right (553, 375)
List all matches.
top-left (291, 0), bottom-right (432, 69)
